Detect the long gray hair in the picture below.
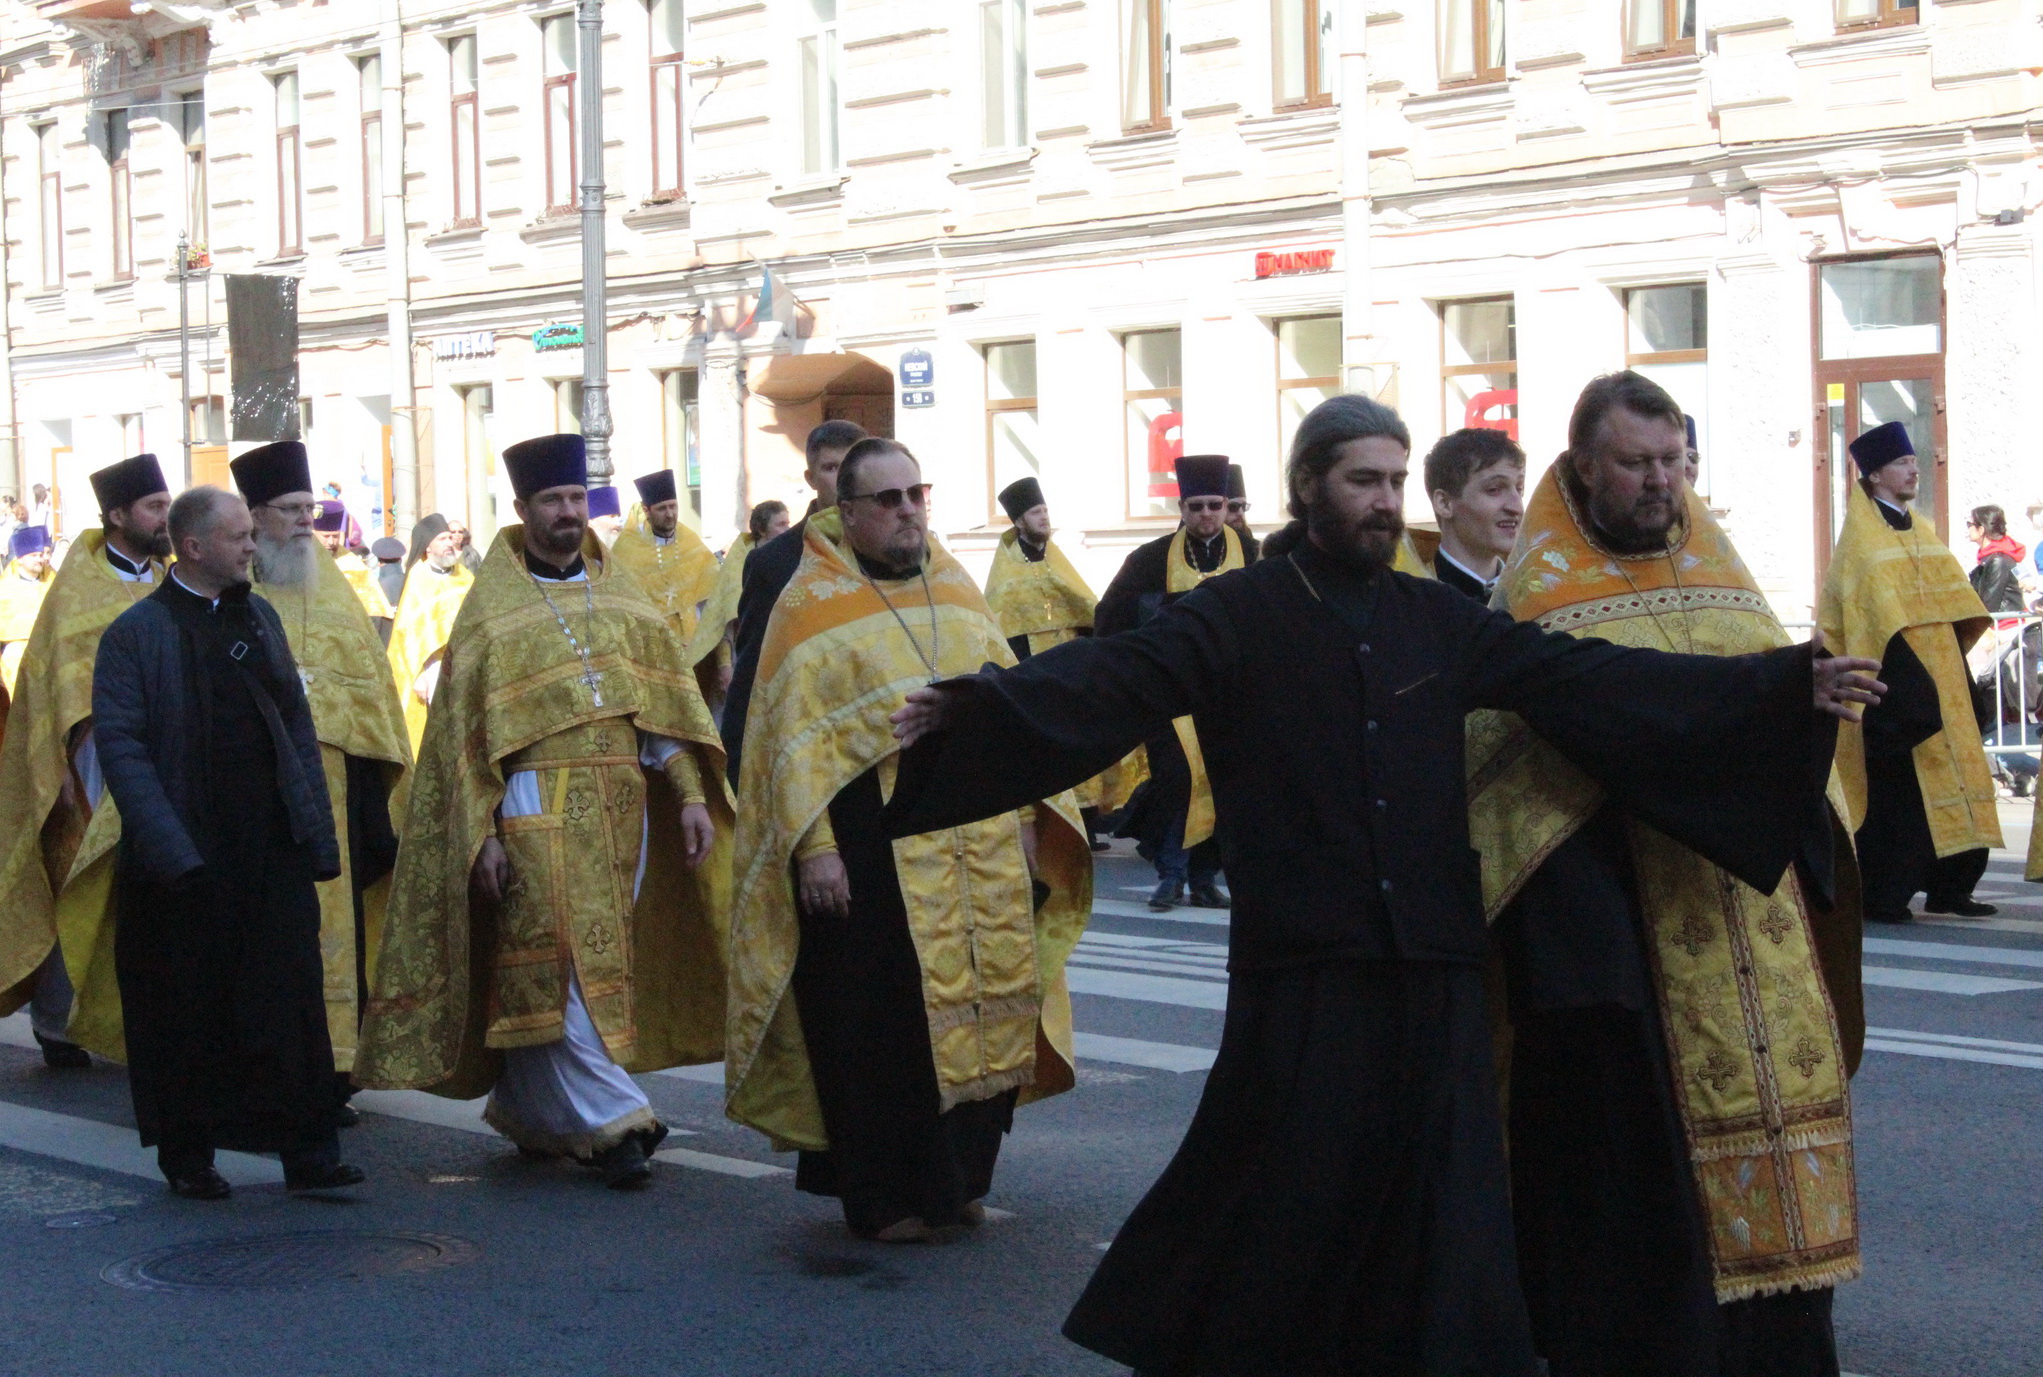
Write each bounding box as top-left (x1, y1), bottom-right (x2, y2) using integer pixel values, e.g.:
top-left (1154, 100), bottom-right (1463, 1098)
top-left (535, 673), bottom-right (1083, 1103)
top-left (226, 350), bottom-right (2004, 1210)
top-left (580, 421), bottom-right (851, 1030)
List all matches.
top-left (1285, 394), bottom-right (1412, 519)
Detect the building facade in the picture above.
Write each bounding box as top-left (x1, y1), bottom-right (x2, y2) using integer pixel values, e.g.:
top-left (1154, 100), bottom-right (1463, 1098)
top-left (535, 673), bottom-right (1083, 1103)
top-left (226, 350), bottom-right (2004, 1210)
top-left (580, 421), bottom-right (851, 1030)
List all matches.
top-left (3, 0), bottom-right (2038, 612)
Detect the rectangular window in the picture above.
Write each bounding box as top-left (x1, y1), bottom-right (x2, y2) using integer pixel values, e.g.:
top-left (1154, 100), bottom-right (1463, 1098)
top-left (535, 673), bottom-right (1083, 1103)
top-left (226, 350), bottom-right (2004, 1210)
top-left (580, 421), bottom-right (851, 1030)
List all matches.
top-left (799, 0), bottom-right (841, 175)
top-left (649, 0), bottom-right (687, 197)
top-left (1274, 0), bottom-right (1333, 108)
top-left (1626, 283), bottom-right (1708, 487)
top-left (660, 369), bottom-right (702, 519)
top-left (117, 413), bottom-right (145, 457)
top-left (1276, 316), bottom-right (1341, 466)
top-left (37, 123), bottom-right (62, 290)
top-left (983, 341), bottom-right (1040, 522)
top-left (543, 14), bottom-right (579, 215)
top-left (1441, 298), bottom-right (1517, 436)
top-left (556, 378), bottom-right (585, 435)
top-left (358, 54), bottom-right (385, 244)
top-left (980, 0), bottom-right (1028, 149)
top-left (1439, 0), bottom-right (1505, 85)
top-left (1123, 328), bottom-right (1184, 519)
top-left (178, 92), bottom-right (208, 246)
top-left (459, 384), bottom-right (499, 536)
top-left (274, 71), bottom-right (303, 256)
top-left (106, 110), bottom-right (132, 280)
top-left (449, 36), bottom-right (482, 228)
top-left (1627, 0), bottom-right (1696, 57)
top-left (1837, 0), bottom-right (1917, 30)
top-left (1123, 0), bottom-right (1171, 132)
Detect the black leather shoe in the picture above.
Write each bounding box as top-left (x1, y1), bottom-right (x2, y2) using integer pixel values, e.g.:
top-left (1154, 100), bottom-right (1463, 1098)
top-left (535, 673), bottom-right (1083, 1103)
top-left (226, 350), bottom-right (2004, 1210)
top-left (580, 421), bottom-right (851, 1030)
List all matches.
top-left (1148, 882), bottom-right (1181, 912)
top-left (1865, 909), bottom-right (1915, 925)
top-left (285, 1161), bottom-right (366, 1193)
top-left (166, 1167), bottom-right (232, 1201)
top-left (34, 1034), bottom-right (91, 1070)
top-left (1925, 896), bottom-right (1998, 918)
top-left (635, 1121), bottom-right (670, 1157)
top-left (334, 1104), bottom-right (361, 1129)
top-left (592, 1137), bottom-right (652, 1190)
top-left (1187, 882), bottom-right (1232, 910)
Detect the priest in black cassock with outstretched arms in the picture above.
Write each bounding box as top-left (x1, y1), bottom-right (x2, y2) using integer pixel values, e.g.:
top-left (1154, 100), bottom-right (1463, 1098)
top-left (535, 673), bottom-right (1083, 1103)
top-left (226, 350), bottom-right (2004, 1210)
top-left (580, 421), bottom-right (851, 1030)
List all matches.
top-left (882, 393), bottom-right (1884, 1377)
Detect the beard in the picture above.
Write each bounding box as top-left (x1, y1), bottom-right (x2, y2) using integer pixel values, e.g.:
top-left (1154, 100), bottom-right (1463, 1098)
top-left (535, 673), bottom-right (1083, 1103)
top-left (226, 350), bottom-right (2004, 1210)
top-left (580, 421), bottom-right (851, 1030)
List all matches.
top-left (125, 525), bottom-right (173, 559)
top-left (1305, 502), bottom-right (1404, 573)
top-left (253, 531), bottom-right (317, 587)
top-left (427, 548), bottom-right (459, 572)
top-left (531, 514), bottom-right (586, 562)
top-left (1585, 484), bottom-right (1679, 554)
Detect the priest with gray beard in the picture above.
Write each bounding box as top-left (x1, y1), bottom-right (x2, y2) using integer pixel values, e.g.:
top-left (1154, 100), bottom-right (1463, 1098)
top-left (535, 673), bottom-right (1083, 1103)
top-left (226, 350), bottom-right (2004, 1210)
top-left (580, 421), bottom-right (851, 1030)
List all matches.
top-left (234, 442), bottom-right (409, 1111)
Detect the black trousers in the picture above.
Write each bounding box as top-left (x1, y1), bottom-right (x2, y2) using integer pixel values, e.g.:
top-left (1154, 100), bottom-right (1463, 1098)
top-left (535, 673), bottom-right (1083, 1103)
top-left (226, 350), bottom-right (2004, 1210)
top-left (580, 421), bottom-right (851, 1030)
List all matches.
top-left (1858, 751), bottom-right (1990, 916)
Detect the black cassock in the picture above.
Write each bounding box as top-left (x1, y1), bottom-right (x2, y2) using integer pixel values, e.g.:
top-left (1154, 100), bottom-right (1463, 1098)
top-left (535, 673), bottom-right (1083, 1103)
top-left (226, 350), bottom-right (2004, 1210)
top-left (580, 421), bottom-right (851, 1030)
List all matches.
top-left (886, 538), bottom-right (1832, 1377)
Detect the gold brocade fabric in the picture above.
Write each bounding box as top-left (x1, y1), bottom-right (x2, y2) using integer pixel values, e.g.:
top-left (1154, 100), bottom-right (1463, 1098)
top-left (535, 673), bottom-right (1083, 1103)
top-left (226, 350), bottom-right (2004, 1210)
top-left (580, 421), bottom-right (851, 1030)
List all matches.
top-left (336, 552), bottom-right (394, 621)
top-left (685, 533), bottom-right (753, 671)
top-left (610, 524), bottom-right (721, 644)
top-left (1466, 468), bottom-right (1861, 1303)
top-left (0, 568), bottom-right (54, 695)
top-left (1817, 484), bottom-right (2000, 853)
top-left (0, 532), bottom-right (160, 1031)
top-left (386, 561), bottom-right (473, 756)
top-left (984, 529), bottom-right (1098, 643)
top-left (355, 528), bottom-right (730, 1099)
top-left (725, 509), bottom-right (1092, 1153)
top-left (1162, 527), bottom-right (1243, 850)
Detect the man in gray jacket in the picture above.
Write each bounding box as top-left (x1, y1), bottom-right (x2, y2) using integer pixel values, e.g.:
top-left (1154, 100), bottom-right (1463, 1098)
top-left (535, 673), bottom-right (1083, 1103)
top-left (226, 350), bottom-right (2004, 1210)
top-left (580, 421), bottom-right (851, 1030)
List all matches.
top-left (94, 486), bottom-right (364, 1199)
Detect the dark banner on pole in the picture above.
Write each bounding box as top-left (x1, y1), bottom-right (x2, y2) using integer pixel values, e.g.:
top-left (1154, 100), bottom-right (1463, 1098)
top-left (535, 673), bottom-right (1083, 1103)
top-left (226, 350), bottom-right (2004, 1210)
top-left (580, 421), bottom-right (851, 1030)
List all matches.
top-left (226, 274), bottom-right (301, 441)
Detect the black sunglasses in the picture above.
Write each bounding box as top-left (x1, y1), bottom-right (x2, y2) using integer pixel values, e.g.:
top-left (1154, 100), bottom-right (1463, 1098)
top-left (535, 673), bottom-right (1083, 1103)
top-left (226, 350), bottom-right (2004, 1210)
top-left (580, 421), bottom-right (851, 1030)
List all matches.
top-left (841, 483), bottom-right (933, 510)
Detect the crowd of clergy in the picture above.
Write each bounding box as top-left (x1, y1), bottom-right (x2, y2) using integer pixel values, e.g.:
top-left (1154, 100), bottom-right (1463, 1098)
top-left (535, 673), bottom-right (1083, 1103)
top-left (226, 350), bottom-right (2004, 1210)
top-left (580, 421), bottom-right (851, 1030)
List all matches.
top-left (0, 365), bottom-right (2035, 1377)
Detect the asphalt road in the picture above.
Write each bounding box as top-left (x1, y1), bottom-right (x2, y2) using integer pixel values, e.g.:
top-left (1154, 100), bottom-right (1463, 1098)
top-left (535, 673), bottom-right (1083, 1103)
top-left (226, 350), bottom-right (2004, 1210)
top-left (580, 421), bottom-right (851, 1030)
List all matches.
top-left (0, 812), bottom-right (2036, 1377)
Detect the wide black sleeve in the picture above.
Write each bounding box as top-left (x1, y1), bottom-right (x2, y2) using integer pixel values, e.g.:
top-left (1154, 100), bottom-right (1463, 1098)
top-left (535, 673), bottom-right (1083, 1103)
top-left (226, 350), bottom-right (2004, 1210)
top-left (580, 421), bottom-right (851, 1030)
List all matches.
top-left (884, 585), bottom-right (1240, 837)
top-left (718, 524), bottom-right (804, 786)
top-left (1458, 600), bottom-right (1835, 898)
top-left (1861, 629), bottom-right (1943, 760)
top-left (1094, 540), bottom-right (1165, 639)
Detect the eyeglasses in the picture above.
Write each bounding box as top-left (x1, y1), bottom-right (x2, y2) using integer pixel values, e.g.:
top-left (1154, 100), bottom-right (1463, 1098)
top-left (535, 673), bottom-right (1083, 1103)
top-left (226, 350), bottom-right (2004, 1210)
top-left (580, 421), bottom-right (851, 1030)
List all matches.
top-left (262, 501), bottom-right (318, 519)
top-left (1227, 500), bottom-right (1250, 515)
top-left (841, 483), bottom-right (933, 510)
top-left (1182, 498), bottom-right (1226, 514)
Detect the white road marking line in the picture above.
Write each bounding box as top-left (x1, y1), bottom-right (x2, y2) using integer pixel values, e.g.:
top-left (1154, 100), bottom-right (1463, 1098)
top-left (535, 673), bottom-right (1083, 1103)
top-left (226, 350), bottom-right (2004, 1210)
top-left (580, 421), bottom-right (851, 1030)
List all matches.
top-left (1081, 931), bottom-right (1229, 957)
top-left (0, 1014), bottom-right (37, 1051)
top-left (1865, 937), bottom-right (2043, 970)
top-left (1867, 1027), bottom-right (2043, 1055)
top-left (1073, 1033), bottom-right (1217, 1073)
top-left (1917, 915), bottom-right (2043, 937)
top-left (1092, 899), bottom-right (1230, 926)
top-left (1070, 952), bottom-right (1232, 980)
top-left (652, 1146), bottom-right (789, 1178)
top-left (657, 1063), bottom-right (727, 1085)
top-left (1864, 1039), bottom-right (2043, 1072)
top-left (1861, 967), bottom-right (2043, 996)
top-left (1066, 967), bottom-right (1230, 1011)
top-left (0, 1100), bottom-right (279, 1186)
top-left (352, 1088), bottom-right (494, 1136)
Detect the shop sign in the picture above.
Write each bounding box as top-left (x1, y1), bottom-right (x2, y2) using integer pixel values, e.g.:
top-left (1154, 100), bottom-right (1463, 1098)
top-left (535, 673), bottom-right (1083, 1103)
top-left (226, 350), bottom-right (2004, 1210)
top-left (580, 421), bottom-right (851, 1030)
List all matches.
top-left (433, 331), bottom-right (495, 361)
top-left (899, 349), bottom-right (935, 389)
top-left (1254, 249), bottom-right (1335, 279)
top-left (532, 323), bottom-right (585, 352)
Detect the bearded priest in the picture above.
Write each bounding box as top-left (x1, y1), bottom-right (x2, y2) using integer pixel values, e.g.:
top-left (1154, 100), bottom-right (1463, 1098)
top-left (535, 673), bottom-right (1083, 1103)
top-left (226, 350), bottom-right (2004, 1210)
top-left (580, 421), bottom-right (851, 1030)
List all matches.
top-left (610, 469), bottom-right (720, 645)
top-left (234, 442), bottom-right (409, 1104)
top-left (0, 454), bottom-right (173, 1072)
top-left (357, 434), bottom-right (731, 1190)
top-left (726, 437), bottom-right (1091, 1242)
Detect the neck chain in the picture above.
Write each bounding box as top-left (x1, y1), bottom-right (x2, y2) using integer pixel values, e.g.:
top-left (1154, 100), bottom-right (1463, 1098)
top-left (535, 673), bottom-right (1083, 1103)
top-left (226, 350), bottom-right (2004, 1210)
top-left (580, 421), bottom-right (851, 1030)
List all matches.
top-left (528, 561), bottom-right (607, 707)
top-left (867, 568), bottom-right (941, 685)
top-left (1610, 545), bottom-right (1697, 655)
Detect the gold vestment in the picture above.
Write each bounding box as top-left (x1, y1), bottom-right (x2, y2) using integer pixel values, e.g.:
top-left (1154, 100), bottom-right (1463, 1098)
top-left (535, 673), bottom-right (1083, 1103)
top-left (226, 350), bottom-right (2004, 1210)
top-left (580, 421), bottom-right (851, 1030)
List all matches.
top-left (1818, 483), bottom-right (2000, 852)
top-left (983, 528), bottom-right (1114, 810)
top-left (1466, 469), bottom-right (1862, 1303)
top-left (0, 566), bottom-right (54, 695)
top-left (724, 510), bottom-right (1091, 1152)
top-left (610, 522), bottom-right (720, 644)
top-left (386, 560), bottom-right (473, 755)
top-left (1162, 526), bottom-right (1244, 848)
top-left (336, 551), bottom-right (395, 622)
top-left (357, 527), bottom-right (729, 1100)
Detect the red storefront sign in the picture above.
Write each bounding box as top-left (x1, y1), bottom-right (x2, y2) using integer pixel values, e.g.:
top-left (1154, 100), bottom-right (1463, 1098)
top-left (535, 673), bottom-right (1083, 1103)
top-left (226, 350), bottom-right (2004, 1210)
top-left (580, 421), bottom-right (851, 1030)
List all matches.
top-left (1254, 249), bottom-right (1335, 278)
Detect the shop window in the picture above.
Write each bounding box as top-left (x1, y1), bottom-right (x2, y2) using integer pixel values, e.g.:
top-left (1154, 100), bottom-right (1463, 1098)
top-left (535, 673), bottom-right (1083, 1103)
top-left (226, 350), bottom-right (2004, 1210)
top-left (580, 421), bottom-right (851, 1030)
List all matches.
top-left (1625, 283), bottom-right (1707, 484)
top-left (1837, 0), bottom-right (1917, 31)
top-left (1440, 0), bottom-right (1505, 85)
top-left (984, 341), bottom-right (1040, 523)
top-left (1274, 0), bottom-right (1333, 109)
top-left (981, 0), bottom-right (1028, 149)
top-left (543, 13), bottom-right (579, 215)
top-left (799, 0), bottom-right (841, 174)
top-left (556, 378), bottom-right (585, 435)
top-left (649, 0), bottom-right (686, 198)
top-left (660, 369), bottom-right (702, 520)
top-left (1276, 316), bottom-right (1341, 467)
top-left (1123, 0), bottom-right (1171, 132)
top-left (449, 35), bottom-right (482, 228)
top-left (1627, 0), bottom-right (1695, 59)
top-left (1441, 299), bottom-right (1516, 438)
top-left (1123, 329), bottom-right (1184, 519)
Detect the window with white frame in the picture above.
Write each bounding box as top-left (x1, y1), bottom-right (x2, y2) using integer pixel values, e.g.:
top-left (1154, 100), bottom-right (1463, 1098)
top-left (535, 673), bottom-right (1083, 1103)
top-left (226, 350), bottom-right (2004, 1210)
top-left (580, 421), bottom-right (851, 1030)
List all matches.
top-left (37, 123), bottom-right (62, 290)
top-left (1123, 0), bottom-right (1171, 132)
top-left (177, 92), bottom-right (207, 247)
top-left (1276, 316), bottom-right (1340, 465)
top-left (1273, 0), bottom-right (1333, 108)
top-left (1625, 284), bottom-right (1708, 482)
top-left (1439, 0), bottom-right (1505, 84)
top-left (542, 14), bottom-right (579, 215)
top-left (274, 71), bottom-right (303, 256)
top-left (1627, 0), bottom-right (1696, 58)
top-left (984, 341), bottom-right (1040, 522)
top-left (106, 110), bottom-right (132, 280)
top-left (1123, 328), bottom-right (1184, 519)
top-left (358, 54), bottom-right (385, 244)
top-left (980, 0), bottom-right (1028, 149)
top-left (1441, 298), bottom-right (1517, 436)
top-left (649, 0), bottom-right (687, 198)
top-left (799, 0), bottom-right (841, 175)
top-left (449, 35), bottom-right (482, 228)
top-left (556, 378), bottom-right (585, 435)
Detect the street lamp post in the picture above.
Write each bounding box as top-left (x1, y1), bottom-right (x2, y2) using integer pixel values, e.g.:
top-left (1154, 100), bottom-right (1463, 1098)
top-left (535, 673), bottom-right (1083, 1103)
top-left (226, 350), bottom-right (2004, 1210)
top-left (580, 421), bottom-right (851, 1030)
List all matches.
top-left (577, 0), bottom-right (613, 481)
top-left (177, 232), bottom-right (193, 478)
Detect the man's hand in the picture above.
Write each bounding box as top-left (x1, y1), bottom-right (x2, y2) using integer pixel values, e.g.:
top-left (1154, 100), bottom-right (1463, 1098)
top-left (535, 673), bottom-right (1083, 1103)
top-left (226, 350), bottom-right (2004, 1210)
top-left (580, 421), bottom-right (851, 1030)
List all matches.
top-left (716, 661), bottom-right (734, 695)
top-left (1810, 630), bottom-right (1885, 724)
top-left (680, 802), bottom-right (715, 870)
top-left (798, 850), bottom-right (851, 919)
top-left (472, 835), bottom-right (512, 904)
top-left (890, 683), bottom-right (963, 745)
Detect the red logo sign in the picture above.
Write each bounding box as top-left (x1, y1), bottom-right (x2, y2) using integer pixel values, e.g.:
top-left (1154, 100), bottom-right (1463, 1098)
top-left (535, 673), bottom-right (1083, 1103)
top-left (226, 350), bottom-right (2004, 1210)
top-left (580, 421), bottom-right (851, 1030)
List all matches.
top-left (1255, 249), bottom-right (1335, 278)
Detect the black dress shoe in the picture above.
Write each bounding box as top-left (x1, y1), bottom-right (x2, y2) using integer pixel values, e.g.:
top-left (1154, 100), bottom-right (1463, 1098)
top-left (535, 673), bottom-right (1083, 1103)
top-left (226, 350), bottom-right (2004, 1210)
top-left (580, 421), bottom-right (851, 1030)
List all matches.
top-left (1148, 882), bottom-right (1181, 913)
top-left (285, 1161), bottom-right (366, 1193)
top-left (34, 1034), bottom-right (91, 1070)
top-left (1187, 882), bottom-right (1232, 910)
top-left (591, 1137), bottom-right (652, 1190)
top-left (166, 1167), bottom-right (233, 1201)
top-left (1865, 909), bottom-right (1915, 925)
top-left (334, 1104), bottom-right (361, 1129)
top-left (635, 1121), bottom-right (670, 1157)
top-left (1925, 896), bottom-right (1998, 918)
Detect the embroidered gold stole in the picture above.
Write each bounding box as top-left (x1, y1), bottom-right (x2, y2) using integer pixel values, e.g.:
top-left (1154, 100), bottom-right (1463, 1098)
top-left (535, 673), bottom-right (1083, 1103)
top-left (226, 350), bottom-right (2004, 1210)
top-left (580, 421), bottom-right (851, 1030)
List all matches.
top-left (1164, 526), bottom-right (1244, 849)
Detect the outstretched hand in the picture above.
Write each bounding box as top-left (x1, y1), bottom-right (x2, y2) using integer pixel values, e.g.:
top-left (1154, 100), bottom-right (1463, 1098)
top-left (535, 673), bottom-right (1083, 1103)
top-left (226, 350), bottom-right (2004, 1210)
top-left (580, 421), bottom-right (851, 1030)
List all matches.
top-left (1809, 630), bottom-right (1885, 724)
top-left (891, 683), bottom-right (961, 746)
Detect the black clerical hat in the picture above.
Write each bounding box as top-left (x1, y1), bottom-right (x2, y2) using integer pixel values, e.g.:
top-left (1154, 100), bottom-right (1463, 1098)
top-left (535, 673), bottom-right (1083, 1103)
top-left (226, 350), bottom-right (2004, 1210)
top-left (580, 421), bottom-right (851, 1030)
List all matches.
top-left (89, 453), bottom-right (168, 515)
top-left (634, 469), bottom-right (678, 507)
top-left (998, 476), bottom-right (1045, 523)
top-left (1175, 454), bottom-right (1231, 501)
top-left (230, 440), bottom-right (314, 508)
top-left (1848, 421), bottom-right (1913, 475)
top-left (502, 434), bottom-right (588, 499)
top-left (587, 485), bottom-right (622, 519)
top-left (1225, 464), bottom-right (1248, 502)
top-left (1683, 414), bottom-right (1698, 452)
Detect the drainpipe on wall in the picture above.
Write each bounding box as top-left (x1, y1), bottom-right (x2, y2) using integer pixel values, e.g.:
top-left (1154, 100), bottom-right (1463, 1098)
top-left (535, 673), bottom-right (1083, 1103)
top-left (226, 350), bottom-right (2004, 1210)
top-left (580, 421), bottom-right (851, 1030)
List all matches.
top-left (383, 0), bottom-right (419, 536)
top-left (576, 0), bottom-right (614, 481)
top-left (0, 100), bottom-right (18, 498)
top-left (1338, 1), bottom-right (1378, 400)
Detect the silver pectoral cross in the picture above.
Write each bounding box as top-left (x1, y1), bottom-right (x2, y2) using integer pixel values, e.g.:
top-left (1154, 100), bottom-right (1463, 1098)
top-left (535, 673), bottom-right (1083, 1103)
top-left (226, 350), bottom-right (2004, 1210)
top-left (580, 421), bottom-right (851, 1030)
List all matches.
top-left (300, 668), bottom-right (315, 688)
top-left (581, 664), bottom-right (605, 707)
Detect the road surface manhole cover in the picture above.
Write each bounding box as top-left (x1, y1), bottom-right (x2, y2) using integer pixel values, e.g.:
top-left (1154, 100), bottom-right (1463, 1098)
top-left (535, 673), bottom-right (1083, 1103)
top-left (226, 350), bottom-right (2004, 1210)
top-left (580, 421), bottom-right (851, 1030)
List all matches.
top-left (101, 1230), bottom-right (478, 1292)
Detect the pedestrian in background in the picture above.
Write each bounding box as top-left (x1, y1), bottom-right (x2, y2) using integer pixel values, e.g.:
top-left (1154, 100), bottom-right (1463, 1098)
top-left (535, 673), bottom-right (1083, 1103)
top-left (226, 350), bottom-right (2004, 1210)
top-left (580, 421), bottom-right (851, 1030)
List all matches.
top-left (1966, 504), bottom-right (2028, 615)
top-left (1424, 427), bottom-right (1525, 602)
